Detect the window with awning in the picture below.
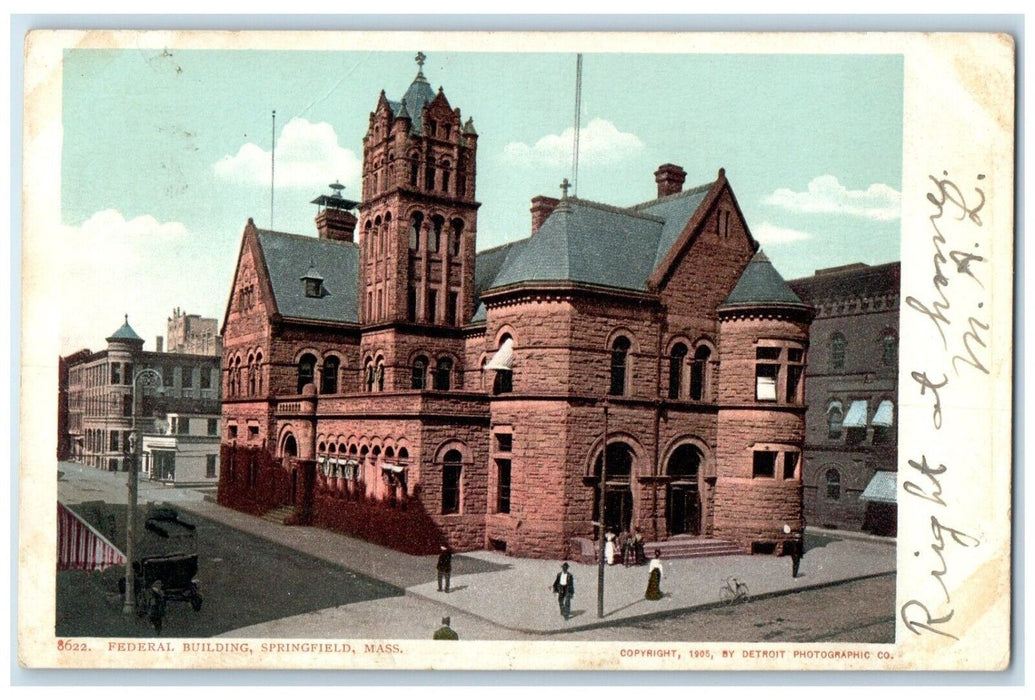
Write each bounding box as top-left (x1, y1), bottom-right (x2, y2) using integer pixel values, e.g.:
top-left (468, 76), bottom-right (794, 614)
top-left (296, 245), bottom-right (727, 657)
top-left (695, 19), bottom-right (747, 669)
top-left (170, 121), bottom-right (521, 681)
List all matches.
top-left (485, 337), bottom-right (514, 371)
top-left (872, 400), bottom-right (895, 427)
top-left (843, 400), bottom-right (868, 428)
top-left (860, 471), bottom-right (897, 504)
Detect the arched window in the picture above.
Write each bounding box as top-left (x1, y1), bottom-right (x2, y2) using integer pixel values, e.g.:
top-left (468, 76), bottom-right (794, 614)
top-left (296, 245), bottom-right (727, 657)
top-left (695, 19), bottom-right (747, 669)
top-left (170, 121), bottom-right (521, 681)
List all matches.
top-left (825, 469), bottom-right (841, 500)
top-left (409, 152), bottom-right (419, 187)
top-left (411, 356), bottom-right (428, 390)
top-left (375, 359), bottom-right (385, 392)
top-left (881, 332), bottom-right (898, 367)
top-left (233, 356), bottom-right (242, 396)
top-left (489, 336), bottom-right (514, 395)
top-left (450, 219), bottom-right (463, 256)
top-left (690, 345), bottom-right (711, 400)
top-left (321, 356), bottom-right (340, 394)
top-left (831, 333), bottom-right (846, 370)
top-left (297, 354), bottom-right (316, 393)
top-left (441, 449), bottom-right (462, 514)
top-left (609, 336), bottom-right (631, 396)
top-left (429, 215), bottom-right (443, 253)
top-left (668, 343), bottom-right (688, 399)
top-left (255, 352), bottom-right (263, 394)
top-left (440, 158), bottom-right (451, 193)
top-left (828, 403), bottom-right (844, 440)
top-left (434, 357), bottom-right (453, 391)
top-left (409, 212), bottom-right (423, 251)
top-left (364, 359), bottom-right (374, 393)
top-left (425, 161), bottom-right (436, 191)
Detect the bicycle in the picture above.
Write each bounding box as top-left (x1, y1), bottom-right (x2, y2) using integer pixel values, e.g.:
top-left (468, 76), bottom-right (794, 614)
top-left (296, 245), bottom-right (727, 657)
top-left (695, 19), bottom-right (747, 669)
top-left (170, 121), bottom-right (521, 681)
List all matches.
top-left (719, 576), bottom-right (749, 605)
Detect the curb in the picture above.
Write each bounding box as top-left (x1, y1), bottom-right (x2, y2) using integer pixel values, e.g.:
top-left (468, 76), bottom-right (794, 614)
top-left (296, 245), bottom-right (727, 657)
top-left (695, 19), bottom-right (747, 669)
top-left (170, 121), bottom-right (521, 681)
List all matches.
top-left (403, 569), bottom-right (898, 636)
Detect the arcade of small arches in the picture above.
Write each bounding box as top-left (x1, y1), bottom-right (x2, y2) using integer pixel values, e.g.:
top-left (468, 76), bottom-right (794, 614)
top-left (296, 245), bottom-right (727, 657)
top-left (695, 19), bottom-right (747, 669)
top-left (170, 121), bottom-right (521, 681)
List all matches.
top-left (225, 348), bottom-right (264, 398)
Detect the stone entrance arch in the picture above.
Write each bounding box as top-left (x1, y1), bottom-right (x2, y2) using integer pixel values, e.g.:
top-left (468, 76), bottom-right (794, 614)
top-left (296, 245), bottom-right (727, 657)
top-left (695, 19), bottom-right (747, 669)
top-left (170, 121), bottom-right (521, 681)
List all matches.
top-left (666, 444), bottom-right (703, 536)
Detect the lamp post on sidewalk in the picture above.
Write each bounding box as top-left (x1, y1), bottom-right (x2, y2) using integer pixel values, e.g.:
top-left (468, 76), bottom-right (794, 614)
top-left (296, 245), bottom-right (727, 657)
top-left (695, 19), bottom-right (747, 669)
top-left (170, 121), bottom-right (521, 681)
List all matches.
top-left (123, 368), bottom-right (162, 615)
top-left (597, 397), bottom-right (609, 619)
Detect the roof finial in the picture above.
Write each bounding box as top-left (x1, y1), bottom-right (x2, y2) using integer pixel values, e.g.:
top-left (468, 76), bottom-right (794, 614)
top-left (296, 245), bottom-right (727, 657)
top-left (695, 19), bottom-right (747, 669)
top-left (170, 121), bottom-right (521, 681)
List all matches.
top-left (415, 51), bottom-right (426, 75)
top-left (560, 178), bottom-right (571, 200)
top-left (124, 313), bottom-right (129, 324)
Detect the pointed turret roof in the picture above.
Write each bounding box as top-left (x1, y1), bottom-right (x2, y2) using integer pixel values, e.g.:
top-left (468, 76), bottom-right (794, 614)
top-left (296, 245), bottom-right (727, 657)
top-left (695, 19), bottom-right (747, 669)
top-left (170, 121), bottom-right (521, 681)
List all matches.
top-left (720, 249), bottom-right (808, 309)
top-left (106, 315), bottom-right (144, 343)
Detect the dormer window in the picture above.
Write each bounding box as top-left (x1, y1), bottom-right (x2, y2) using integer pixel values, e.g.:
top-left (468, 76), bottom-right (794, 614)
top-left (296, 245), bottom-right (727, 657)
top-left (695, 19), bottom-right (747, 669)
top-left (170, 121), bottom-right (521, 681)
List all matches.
top-left (301, 262), bottom-right (324, 298)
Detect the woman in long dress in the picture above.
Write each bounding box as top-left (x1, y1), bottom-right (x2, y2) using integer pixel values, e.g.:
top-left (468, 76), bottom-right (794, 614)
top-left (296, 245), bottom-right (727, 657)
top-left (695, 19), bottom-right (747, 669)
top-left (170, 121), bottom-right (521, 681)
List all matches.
top-left (645, 549), bottom-right (663, 600)
top-left (604, 530), bottom-right (616, 565)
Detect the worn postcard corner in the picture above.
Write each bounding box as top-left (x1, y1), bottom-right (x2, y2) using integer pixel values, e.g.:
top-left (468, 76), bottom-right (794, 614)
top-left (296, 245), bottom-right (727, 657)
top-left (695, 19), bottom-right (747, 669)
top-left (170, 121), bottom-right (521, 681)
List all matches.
top-left (19, 29), bottom-right (1015, 672)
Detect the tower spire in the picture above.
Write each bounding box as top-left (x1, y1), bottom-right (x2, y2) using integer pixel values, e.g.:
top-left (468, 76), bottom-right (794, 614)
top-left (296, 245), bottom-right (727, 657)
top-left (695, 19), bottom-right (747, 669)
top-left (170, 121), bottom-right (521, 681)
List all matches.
top-left (415, 51), bottom-right (426, 76)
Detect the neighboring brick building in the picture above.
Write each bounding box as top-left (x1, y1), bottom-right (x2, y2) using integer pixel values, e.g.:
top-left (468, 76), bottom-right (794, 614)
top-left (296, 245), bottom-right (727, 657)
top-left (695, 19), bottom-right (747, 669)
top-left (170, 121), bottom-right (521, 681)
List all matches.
top-left (63, 316), bottom-right (222, 478)
top-left (165, 307), bottom-right (222, 356)
top-left (789, 262), bottom-right (899, 536)
top-left (219, 56), bottom-right (813, 559)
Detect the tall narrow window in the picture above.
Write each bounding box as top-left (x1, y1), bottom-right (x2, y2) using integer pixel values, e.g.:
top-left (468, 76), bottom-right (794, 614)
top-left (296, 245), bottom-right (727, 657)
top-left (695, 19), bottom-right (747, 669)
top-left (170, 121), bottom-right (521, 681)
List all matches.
top-left (255, 353), bottom-right (263, 394)
top-left (825, 469), bottom-right (841, 500)
top-left (755, 347), bottom-right (780, 401)
top-left (321, 356), bottom-right (340, 394)
top-left (447, 292), bottom-right (458, 326)
top-left (428, 289), bottom-right (439, 323)
top-left (364, 360), bottom-right (374, 392)
top-left (429, 216), bottom-right (442, 253)
top-left (409, 154), bottom-right (419, 187)
top-left (609, 336), bottom-right (631, 396)
top-left (881, 332), bottom-right (898, 367)
top-left (690, 345), bottom-right (711, 401)
top-left (440, 158), bottom-right (451, 192)
top-left (831, 333), bottom-right (846, 370)
top-left (425, 161), bottom-right (436, 191)
top-left (247, 356), bottom-right (256, 395)
top-left (297, 354), bottom-right (316, 393)
top-left (441, 449), bottom-right (462, 514)
top-left (110, 363), bottom-right (121, 385)
top-left (411, 356), bottom-right (428, 390)
top-left (668, 343), bottom-right (688, 399)
top-left (376, 360), bottom-right (385, 392)
top-left (496, 459), bottom-right (512, 514)
top-left (785, 348), bottom-right (805, 403)
top-left (828, 403), bottom-right (844, 440)
top-left (407, 286), bottom-right (418, 321)
top-left (450, 219), bottom-right (463, 255)
top-left (434, 358), bottom-right (453, 391)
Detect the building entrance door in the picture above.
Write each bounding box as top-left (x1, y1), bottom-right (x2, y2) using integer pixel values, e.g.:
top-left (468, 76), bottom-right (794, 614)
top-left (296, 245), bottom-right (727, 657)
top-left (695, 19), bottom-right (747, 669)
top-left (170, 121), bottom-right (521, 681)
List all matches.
top-left (666, 444), bottom-right (703, 536)
top-left (592, 442), bottom-right (635, 538)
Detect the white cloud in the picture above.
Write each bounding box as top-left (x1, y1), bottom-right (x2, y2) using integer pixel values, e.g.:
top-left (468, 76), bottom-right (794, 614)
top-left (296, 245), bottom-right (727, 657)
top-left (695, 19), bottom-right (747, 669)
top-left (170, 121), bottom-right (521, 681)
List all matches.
top-left (752, 221), bottom-right (812, 245)
top-left (503, 118), bottom-right (643, 168)
top-left (59, 210), bottom-right (230, 353)
top-left (763, 175), bottom-right (901, 221)
top-left (212, 117), bottom-right (361, 191)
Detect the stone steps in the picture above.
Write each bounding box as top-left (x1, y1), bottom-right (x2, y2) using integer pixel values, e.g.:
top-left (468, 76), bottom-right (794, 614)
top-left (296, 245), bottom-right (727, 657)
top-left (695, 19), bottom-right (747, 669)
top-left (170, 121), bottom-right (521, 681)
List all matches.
top-left (570, 535), bottom-right (742, 564)
top-left (261, 505), bottom-right (296, 525)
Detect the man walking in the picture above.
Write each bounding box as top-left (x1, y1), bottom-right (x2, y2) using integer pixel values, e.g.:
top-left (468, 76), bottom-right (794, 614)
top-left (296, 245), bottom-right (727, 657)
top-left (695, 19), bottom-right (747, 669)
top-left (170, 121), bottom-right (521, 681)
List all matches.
top-left (551, 562), bottom-right (575, 620)
top-left (436, 544), bottom-right (452, 593)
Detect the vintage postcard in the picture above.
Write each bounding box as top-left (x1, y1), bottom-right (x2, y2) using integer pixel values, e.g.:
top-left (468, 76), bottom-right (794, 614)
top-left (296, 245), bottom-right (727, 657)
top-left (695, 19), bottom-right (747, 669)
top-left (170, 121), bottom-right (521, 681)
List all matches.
top-left (18, 30), bottom-right (1014, 671)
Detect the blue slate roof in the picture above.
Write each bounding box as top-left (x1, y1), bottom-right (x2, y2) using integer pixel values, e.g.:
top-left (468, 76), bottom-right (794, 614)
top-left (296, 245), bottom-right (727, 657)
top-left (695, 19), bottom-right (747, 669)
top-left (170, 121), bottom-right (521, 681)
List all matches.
top-left (387, 69), bottom-right (436, 135)
top-left (107, 316), bottom-right (143, 343)
top-left (487, 199), bottom-right (665, 292)
top-left (472, 240), bottom-right (528, 322)
top-left (255, 229), bottom-right (360, 323)
top-left (720, 250), bottom-right (808, 309)
top-left (631, 182), bottom-right (714, 268)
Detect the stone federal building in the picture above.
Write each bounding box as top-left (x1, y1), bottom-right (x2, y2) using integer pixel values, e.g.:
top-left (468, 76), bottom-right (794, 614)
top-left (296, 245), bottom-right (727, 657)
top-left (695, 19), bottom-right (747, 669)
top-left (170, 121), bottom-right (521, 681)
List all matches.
top-left (218, 56), bottom-right (814, 559)
top-left (60, 315), bottom-right (223, 484)
top-left (790, 262), bottom-right (899, 536)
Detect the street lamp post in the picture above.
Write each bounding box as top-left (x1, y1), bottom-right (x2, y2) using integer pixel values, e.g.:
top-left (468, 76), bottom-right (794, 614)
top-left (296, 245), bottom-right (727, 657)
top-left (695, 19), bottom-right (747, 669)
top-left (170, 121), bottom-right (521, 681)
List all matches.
top-left (597, 398), bottom-right (609, 619)
top-left (123, 368), bottom-right (162, 615)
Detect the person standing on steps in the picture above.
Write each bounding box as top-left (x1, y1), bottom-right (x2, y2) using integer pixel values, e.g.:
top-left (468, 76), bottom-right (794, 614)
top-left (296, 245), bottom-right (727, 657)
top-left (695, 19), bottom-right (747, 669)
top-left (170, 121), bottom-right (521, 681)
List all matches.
top-left (632, 527), bottom-right (647, 566)
top-left (437, 544), bottom-right (452, 593)
top-left (645, 549), bottom-right (664, 600)
top-left (551, 562), bottom-right (575, 620)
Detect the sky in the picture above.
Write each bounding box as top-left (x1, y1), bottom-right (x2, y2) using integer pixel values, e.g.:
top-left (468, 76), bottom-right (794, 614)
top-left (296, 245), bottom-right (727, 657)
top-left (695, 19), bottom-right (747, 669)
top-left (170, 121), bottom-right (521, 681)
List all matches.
top-left (59, 48), bottom-right (903, 355)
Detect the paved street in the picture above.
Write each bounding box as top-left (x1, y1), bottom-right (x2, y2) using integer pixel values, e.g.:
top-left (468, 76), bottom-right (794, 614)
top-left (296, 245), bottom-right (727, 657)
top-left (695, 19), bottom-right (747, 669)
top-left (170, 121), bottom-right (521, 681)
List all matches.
top-left (57, 462), bottom-right (897, 642)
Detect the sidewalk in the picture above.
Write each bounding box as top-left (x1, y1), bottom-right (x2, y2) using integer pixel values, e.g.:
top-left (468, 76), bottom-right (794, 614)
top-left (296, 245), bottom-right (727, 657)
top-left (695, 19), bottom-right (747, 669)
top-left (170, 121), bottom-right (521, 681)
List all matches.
top-left (174, 499), bottom-right (896, 636)
top-left (58, 464), bottom-right (896, 637)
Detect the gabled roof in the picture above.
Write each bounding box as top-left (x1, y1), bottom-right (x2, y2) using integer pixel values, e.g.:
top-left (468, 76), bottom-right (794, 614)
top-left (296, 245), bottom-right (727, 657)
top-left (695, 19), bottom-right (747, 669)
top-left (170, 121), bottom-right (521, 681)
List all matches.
top-left (719, 249), bottom-right (809, 310)
top-left (254, 229), bottom-right (360, 324)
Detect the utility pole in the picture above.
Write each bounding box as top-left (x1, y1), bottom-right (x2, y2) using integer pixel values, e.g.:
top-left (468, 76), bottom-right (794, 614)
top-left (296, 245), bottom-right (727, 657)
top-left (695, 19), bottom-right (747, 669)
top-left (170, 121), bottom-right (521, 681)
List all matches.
top-left (597, 397), bottom-right (609, 619)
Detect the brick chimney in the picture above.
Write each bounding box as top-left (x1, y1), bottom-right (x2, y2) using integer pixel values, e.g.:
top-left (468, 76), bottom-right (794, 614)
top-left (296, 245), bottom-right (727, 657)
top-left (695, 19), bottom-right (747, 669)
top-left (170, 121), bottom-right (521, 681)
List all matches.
top-left (530, 195), bottom-right (560, 235)
top-left (654, 163), bottom-right (687, 198)
top-left (155, 335), bottom-right (164, 353)
top-left (316, 208), bottom-right (358, 243)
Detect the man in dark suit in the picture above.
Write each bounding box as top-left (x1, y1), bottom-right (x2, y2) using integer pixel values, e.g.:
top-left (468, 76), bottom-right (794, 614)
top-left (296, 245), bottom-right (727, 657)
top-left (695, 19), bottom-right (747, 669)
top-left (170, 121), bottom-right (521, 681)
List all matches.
top-left (433, 616), bottom-right (459, 640)
top-left (552, 562), bottom-right (575, 620)
top-left (437, 544), bottom-right (452, 593)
